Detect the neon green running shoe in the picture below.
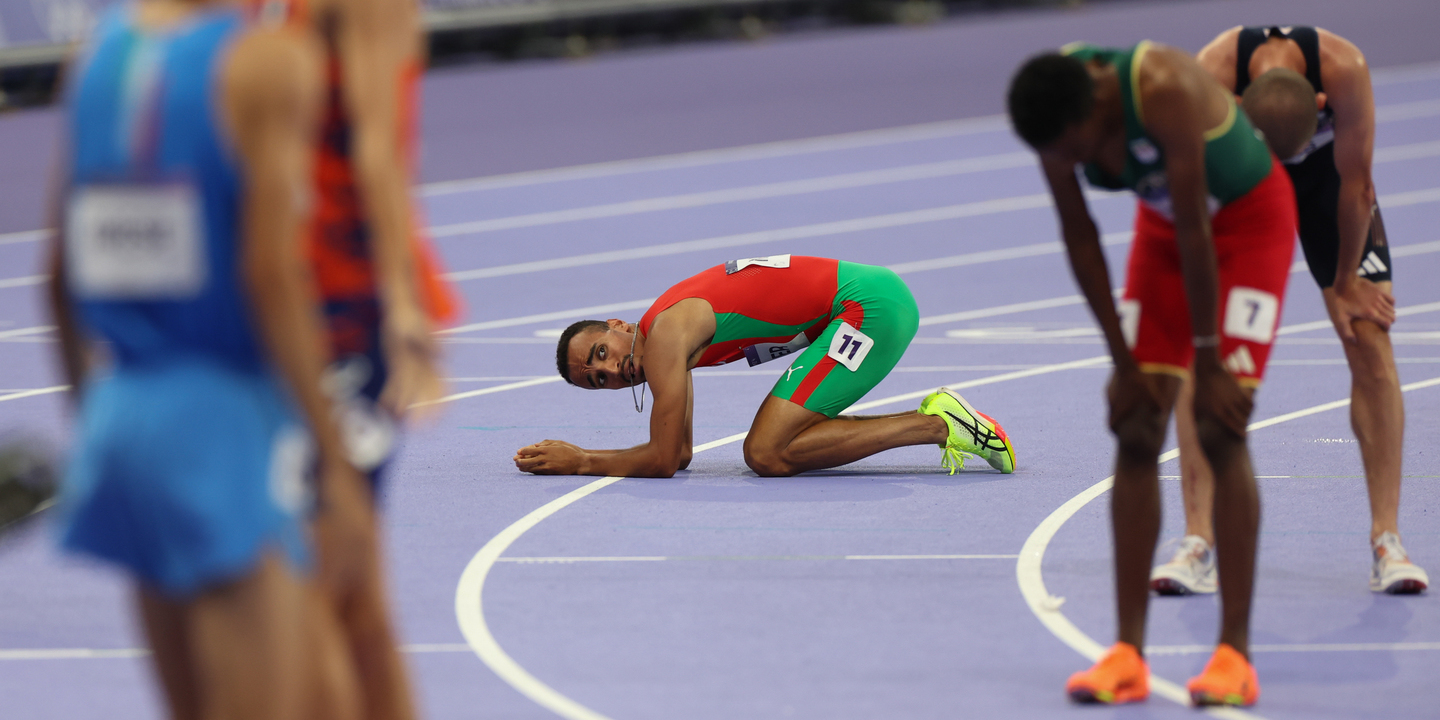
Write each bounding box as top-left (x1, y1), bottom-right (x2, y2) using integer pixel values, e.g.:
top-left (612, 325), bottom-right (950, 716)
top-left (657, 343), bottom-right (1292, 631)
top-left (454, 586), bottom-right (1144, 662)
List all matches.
top-left (918, 388), bottom-right (1016, 474)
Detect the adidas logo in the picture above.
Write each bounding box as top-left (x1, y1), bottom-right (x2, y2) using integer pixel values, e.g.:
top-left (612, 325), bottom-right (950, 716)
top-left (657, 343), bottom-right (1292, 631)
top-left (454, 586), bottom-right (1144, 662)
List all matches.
top-left (1358, 251), bottom-right (1389, 277)
top-left (1224, 346), bottom-right (1257, 376)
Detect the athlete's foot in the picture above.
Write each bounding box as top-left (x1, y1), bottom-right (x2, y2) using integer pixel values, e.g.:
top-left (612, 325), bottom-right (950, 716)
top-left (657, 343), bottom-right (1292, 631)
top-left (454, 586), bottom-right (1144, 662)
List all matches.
top-left (918, 388), bottom-right (1015, 474)
top-left (1066, 642), bottom-right (1148, 704)
top-left (1371, 531), bottom-right (1429, 594)
top-left (1187, 643), bottom-right (1259, 707)
top-left (1150, 535), bottom-right (1218, 595)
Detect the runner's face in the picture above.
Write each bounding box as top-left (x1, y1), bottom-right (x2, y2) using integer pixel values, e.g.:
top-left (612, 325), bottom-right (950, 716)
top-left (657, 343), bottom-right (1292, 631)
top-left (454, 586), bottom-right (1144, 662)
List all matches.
top-left (1043, 118), bottom-right (1104, 165)
top-left (568, 326), bottom-right (644, 390)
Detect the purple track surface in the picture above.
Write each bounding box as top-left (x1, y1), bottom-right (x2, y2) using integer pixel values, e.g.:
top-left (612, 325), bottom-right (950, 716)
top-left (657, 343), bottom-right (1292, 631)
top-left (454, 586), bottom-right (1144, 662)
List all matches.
top-left (4, 0), bottom-right (1440, 718)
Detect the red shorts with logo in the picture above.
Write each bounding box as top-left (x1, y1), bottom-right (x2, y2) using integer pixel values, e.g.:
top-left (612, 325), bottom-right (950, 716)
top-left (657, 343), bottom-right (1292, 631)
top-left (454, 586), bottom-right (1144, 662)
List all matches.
top-left (1120, 159), bottom-right (1297, 386)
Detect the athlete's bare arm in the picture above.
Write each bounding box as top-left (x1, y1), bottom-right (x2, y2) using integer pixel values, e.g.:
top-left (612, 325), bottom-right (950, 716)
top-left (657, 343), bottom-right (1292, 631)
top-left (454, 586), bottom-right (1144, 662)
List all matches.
top-left (1141, 46), bottom-right (1251, 434)
top-left (225, 25), bottom-right (370, 587)
top-left (1320, 29), bottom-right (1395, 337)
top-left (1196, 26), bottom-right (1243, 91)
top-left (516, 300), bottom-right (711, 477)
top-left (329, 0), bottom-right (442, 414)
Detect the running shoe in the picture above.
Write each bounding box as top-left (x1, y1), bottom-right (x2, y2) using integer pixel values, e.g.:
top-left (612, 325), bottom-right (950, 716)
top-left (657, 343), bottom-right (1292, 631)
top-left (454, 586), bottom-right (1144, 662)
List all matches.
top-left (1066, 642), bottom-right (1149, 704)
top-left (1187, 643), bottom-right (1259, 707)
top-left (1371, 531), bottom-right (1429, 594)
top-left (918, 388), bottom-right (1015, 474)
top-left (1150, 535), bottom-right (1218, 595)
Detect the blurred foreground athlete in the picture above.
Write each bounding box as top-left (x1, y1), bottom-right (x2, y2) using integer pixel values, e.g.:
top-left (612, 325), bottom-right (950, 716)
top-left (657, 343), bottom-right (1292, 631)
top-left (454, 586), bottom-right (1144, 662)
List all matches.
top-left (1150, 24), bottom-right (1426, 597)
top-left (257, 0), bottom-right (466, 716)
top-left (517, 255), bottom-right (1016, 478)
top-left (48, 0), bottom-right (372, 717)
top-left (1008, 40), bottom-right (1314, 706)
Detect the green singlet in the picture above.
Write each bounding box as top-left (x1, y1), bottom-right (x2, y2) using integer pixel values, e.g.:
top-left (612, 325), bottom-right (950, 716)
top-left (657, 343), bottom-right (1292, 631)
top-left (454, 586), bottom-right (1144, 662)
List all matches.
top-left (1063, 41), bottom-right (1275, 217)
top-left (639, 257), bottom-right (919, 418)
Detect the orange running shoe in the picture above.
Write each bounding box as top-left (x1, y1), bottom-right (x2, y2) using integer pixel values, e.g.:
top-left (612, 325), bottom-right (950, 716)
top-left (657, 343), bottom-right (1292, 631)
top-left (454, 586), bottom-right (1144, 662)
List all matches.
top-left (1066, 642), bottom-right (1149, 704)
top-left (1187, 643), bottom-right (1259, 707)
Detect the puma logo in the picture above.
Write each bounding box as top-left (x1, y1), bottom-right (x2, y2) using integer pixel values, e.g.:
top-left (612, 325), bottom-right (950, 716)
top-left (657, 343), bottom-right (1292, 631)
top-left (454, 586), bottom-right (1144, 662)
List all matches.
top-left (786, 365), bottom-right (804, 381)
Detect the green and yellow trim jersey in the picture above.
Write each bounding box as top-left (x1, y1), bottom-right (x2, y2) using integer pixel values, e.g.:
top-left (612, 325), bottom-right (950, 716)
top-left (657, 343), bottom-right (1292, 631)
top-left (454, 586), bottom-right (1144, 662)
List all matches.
top-left (1063, 41), bottom-right (1275, 217)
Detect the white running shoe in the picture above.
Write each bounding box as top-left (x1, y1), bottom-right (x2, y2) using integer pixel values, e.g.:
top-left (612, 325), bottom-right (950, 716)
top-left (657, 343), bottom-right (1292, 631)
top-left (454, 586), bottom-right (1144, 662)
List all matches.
top-left (1150, 535), bottom-right (1218, 595)
top-left (1371, 531), bottom-right (1429, 594)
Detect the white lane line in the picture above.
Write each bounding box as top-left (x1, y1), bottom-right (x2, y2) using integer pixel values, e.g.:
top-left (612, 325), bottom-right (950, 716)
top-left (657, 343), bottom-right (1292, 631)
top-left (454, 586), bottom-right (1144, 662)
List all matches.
top-left (418, 115), bottom-right (1011, 196)
top-left (429, 154), bottom-right (1035, 237)
top-left (439, 299), bottom-right (656, 335)
top-left (1015, 374), bottom-right (1440, 718)
top-left (0, 386), bottom-right (67, 403)
top-left (0, 325), bottom-right (53, 340)
top-left (1277, 300), bottom-right (1440, 336)
top-left (1147, 641), bottom-right (1440, 656)
top-left (418, 93), bottom-right (1440, 197)
top-left (496, 554), bottom-right (1017, 563)
top-left (435, 182), bottom-right (1438, 284)
top-left (443, 233), bottom-right (1135, 338)
top-left (454, 355), bottom-right (1110, 720)
top-left (432, 135), bottom-right (1440, 239)
top-left (414, 376), bottom-right (563, 408)
top-left (0, 643), bottom-right (477, 661)
top-left (0, 229), bottom-right (49, 246)
top-left (442, 192), bottom-right (1063, 282)
top-left (0, 275), bottom-right (44, 290)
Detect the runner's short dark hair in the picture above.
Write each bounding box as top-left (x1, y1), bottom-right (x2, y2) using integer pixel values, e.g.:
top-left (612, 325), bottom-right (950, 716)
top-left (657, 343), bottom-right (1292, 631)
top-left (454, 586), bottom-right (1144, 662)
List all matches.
top-left (556, 320), bottom-right (608, 385)
top-left (1241, 68), bottom-right (1319, 161)
top-left (1007, 52), bottom-right (1095, 149)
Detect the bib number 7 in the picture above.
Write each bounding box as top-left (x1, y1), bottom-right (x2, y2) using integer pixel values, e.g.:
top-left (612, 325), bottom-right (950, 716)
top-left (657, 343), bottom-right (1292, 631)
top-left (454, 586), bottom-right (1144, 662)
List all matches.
top-left (826, 321), bottom-right (874, 372)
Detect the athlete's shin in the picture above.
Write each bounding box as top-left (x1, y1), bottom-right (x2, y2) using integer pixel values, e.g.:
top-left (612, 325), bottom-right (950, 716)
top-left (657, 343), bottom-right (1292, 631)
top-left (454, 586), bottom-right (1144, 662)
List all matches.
top-left (1108, 374), bottom-right (1177, 650)
top-left (1196, 408), bottom-right (1259, 658)
top-left (1345, 319), bottom-right (1405, 541)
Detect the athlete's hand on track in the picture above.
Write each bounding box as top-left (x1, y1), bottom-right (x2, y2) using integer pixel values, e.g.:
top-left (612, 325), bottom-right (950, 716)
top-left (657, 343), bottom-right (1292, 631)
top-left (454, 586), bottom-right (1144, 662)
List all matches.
top-left (313, 459), bottom-right (376, 594)
top-left (514, 440), bottom-right (584, 475)
top-left (1192, 357), bottom-right (1253, 439)
top-left (1329, 276), bottom-right (1396, 343)
top-left (382, 306), bottom-right (445, 418)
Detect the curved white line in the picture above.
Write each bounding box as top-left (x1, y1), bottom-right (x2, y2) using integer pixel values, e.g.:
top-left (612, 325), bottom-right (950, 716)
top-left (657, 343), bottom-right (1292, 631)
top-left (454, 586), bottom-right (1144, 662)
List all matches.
top-left (455, 357), bottom-right (1107, 718)
top-left (1016, 375), bottom-right (1440, 717)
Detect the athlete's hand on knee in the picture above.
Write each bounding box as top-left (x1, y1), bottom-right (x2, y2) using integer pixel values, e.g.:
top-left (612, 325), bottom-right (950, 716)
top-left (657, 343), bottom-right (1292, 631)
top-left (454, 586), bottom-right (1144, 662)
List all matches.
top-left (1330, 277), bottom-right (1396, 343)
top-left (314, 460), bottom-right (375, 594)
top-left (514, 440), bottom-right (584, 475)
top-left (1192, 357), bottom-right (1252, 439)
top-left (1106, 362), bottom-right (1163, 433)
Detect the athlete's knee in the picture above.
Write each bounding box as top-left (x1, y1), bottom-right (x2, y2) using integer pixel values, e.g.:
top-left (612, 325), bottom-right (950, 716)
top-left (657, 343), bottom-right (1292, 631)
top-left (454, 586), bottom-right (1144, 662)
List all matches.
top-left (1111, 400), bottom-right (1168, 462)
top-left (743, 442), bottom-right (796, 477)
top-left (1348, 322), bottom-right (1399, 385)
top-left (1192, 412), bottom-right (1247, 466)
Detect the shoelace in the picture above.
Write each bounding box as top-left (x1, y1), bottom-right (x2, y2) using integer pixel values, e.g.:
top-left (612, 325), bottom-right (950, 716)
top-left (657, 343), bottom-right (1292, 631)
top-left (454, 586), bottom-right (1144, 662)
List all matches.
top-left (940, 447), bottom-right (971, 475)
top-left (1375, 532), bottom-right (1410, 564)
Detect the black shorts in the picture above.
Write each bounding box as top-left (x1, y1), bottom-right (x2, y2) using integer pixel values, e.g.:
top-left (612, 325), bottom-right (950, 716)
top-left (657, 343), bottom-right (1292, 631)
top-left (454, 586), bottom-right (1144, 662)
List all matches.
top-left (1286, 143), bottom-right (1393, 289)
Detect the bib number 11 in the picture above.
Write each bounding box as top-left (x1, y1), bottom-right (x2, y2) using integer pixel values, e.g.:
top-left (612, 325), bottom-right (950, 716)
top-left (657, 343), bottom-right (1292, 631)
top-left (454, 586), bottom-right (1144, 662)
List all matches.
top-left (826, 321), bottom-right (873, 372)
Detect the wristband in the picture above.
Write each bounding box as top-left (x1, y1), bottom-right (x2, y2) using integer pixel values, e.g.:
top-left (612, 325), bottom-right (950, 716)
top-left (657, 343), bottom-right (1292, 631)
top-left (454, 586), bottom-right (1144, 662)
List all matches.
top-left (1192, 334), bottom-right (1221, 349)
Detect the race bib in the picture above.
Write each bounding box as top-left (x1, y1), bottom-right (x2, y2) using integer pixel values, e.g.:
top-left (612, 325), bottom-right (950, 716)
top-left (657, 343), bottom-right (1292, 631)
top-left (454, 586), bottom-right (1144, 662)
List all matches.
top-left (743, 332), bottom-right (811, 367)
top-left (726, 254), bottom-right (791, 274)
top-left (1223, 287), bottom-right (1280, 344)
top-left (67, 184), bottom-right (207, 299)
top-left (826, 322), bottom-right (874, 372)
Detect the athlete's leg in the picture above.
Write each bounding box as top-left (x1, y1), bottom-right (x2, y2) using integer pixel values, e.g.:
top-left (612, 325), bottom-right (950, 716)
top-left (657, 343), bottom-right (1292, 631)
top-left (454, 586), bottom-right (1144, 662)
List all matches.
top-left (187, 552), bottom-right (313, 720)
top-left (137, 589), bottom-right (202, 720)
top-left (743, 398), bottom-right (946, 477)
top-left (1111, 373), bottom-right (1182, 649)
top-left (338, 545), bottom-right (417, 720)
top-left (307, 584), bottom-right (363, 720)
top-left (1174, 378), bottom-right (1217, 545)
top-left (1325, 283), bottom-right (1404, 542)
top-left (1195, 386), bottom-right (1261, 657)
